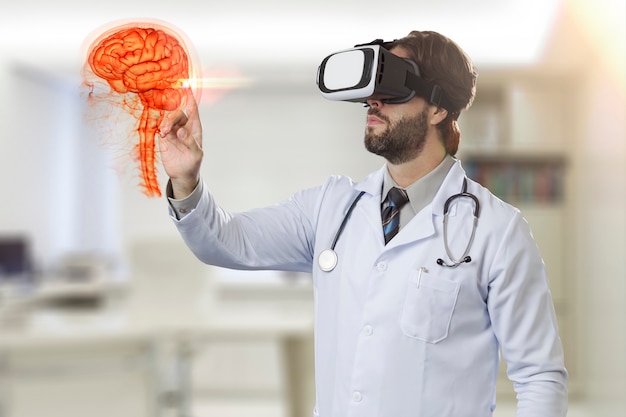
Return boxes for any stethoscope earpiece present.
[436,255,472,268]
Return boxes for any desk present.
[0,285,315,417]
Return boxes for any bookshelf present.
[463,153,567,206]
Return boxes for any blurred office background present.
[0,0,624,416]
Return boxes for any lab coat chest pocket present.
[400,270,460,343]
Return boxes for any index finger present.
[180,85,199,121]
[160,109,187,137]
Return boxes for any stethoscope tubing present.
[438,178,480,268]
[317,191,366,272]
[318,178,480,272]
[330,191,366,250]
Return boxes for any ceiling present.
[0,0,622,85]
[1,1,561,66]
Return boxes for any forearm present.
[170,176,200,200]
[169,178,317,272]
[167,179,203,220]
[515,377,568,417]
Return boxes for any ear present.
[429,105,448,126]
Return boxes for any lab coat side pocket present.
[400,270,460,343]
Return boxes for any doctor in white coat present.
[159,31,568,417]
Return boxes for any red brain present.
[86,24,193,197]
[89,27,189,111]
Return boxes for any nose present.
[366,97,383,108]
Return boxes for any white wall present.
[564,1,626,410]
[0,60,384,273]
[0,63,120,272]
[574,70,626,408]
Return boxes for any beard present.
[364,107,428,165]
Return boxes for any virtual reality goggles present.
[317,39,454,111]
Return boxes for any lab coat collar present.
[432,159,467,217]
[354,158,466,216]
[354,165,386,199]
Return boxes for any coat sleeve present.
[487,210,568,416]
[169,178,323,273]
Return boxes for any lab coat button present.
[377,261,387,271]
[352,391,363,402]
[363,325,373,336]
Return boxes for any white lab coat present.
[170,160,568,417]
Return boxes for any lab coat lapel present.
[388,207,435,248]
[385,160,467,249]
[432,160,467,217]
[353,161,468,248]
[354,166,388,240]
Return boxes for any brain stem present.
[86,24,191,198]
[137,105,164,197]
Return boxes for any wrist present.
[169,176,199,199]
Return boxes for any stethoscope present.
[318,191,366,272]
[436,178,480,267]
[317,178,480,272]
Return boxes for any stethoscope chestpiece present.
[318,248,338,272]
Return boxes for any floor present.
[493,401,619,417]
[190,400,608,417]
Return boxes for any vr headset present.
[317,39,454,111]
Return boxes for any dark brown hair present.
[391,31,477,156]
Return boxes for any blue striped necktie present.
[382,187,409,244]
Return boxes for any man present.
[159,31,568,417]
